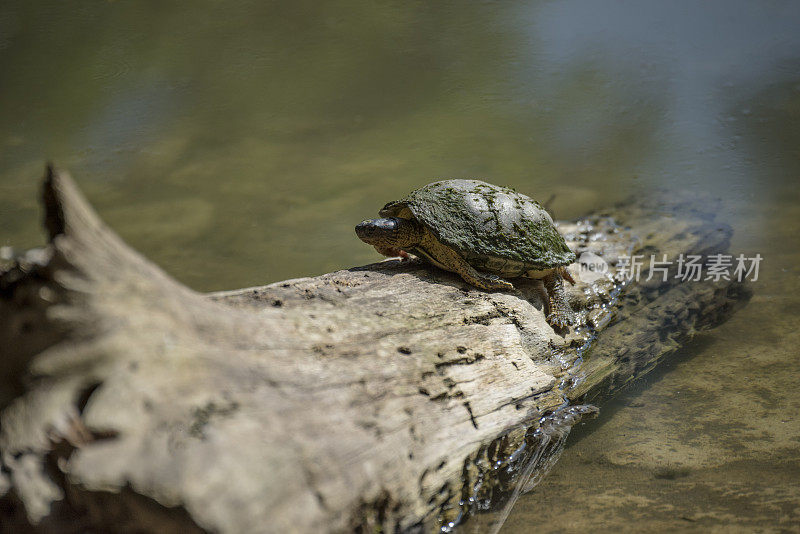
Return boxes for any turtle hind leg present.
[559,265,576,285]
[534,279,551,315]
[544,270,575,328]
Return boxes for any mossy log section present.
[0,168,749,533]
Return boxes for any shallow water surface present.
[1,0,799,531]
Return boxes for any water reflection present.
[1,0,667,290]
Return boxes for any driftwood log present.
[0,168,749,533]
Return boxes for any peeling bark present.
[0,167,749,533]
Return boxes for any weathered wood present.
[0,167,749,533]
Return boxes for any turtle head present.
[355,217,424,250]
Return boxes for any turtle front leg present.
[543,270,575,328]
[373,245,411,260]
[463,267,514,292]
[431,243,513,291]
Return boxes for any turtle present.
[355,179,577,328]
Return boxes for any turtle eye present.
[373,218,399,232]
[355,218,400,243]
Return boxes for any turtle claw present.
[484,274,514,291]
[546,311,574,329]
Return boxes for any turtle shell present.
[379,179,575,274]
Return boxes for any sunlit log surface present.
[0,167,749,533]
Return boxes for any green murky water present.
[1,1,798,531]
